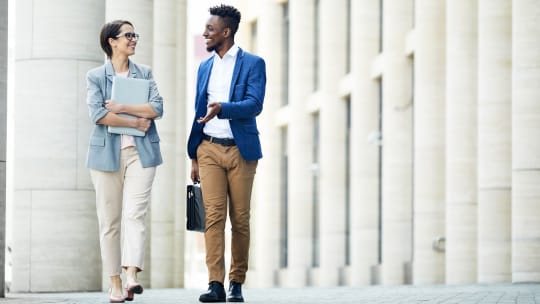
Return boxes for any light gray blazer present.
[85,60,163,172]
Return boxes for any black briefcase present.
[186,182,206,232]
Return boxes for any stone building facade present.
[242,0,540,287]
[3,0,540,292]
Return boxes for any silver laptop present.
[108,76,150,137]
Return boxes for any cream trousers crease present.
[90,147,156,276]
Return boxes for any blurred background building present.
[1,0,540,293]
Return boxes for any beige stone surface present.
[317,0,348,287]
[348,0,381,286]
[412,0,446,284]
[251,0,284,288]
[284,0,315,288]
[12,0,105,293]
[477,0,512,284]
[445,0,478,284]
[149,0,187,288]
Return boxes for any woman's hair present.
[99,20,133,58]
[209,4,241,35]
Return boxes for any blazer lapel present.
[105,61,115,82]
[229,48,244,101]
[104,61,115,99]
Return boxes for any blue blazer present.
[85,60,163,172]
[187,48,267,161]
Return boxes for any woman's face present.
[111,23,137,57]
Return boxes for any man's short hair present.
[209,4,241,35]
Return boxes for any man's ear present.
[223,27,231,38]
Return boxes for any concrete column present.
[512,0,540,283]
[252,0,283,288]
[380,0,414,285]
[349,0,381,286]
[106,0,154,66]
[12,0,104,292]
[283,0,315,288]
[412,0,446,284]
[0,0,7,297]
[477,0,512,283]
[173,0,187,288]
[105,0,154,288]
[445,0,478,284]
[317,0,347,287]
[150,0,186,288]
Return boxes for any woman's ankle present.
[110,275,123,295]
[125,266,139,284]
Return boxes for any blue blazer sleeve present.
[145,68,164,118]
[86,69,109,124]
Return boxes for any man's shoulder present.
[239,49,264,63]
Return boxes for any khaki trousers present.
[90,147,156,276]
[197,140,257,284]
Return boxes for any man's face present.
[203,15,227,52]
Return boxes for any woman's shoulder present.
[86,64,106,79]
[130,61,153,77]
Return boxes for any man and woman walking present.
[85,4,266,303]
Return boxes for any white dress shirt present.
[202,44,238,139]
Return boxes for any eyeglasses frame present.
[115,32,140,41]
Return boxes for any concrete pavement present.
[2,284,540,303]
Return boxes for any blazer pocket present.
[89,136,105,147]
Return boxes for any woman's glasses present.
[116,32,140,41]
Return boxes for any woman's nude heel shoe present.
[124,283,143,301]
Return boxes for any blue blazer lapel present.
[229,48,244,101]
[105,61,115,82]
[104,61,115,99]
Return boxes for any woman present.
[85,20,163,303]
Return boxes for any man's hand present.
[191,159,200,182]
[104,99,123,114]
[197,102,222,123]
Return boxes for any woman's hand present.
[134,118,151,132]
[104,100,123,114]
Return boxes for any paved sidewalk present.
[1,284,540,303]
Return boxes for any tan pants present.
[90,147,156,276]
[197,140,257,284]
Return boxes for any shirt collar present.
[213,44,239,59]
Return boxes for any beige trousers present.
[197,140,258,284]
[90,147,156,276]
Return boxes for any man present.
[187,4,266,303]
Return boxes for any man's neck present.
[216,41,234,58]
